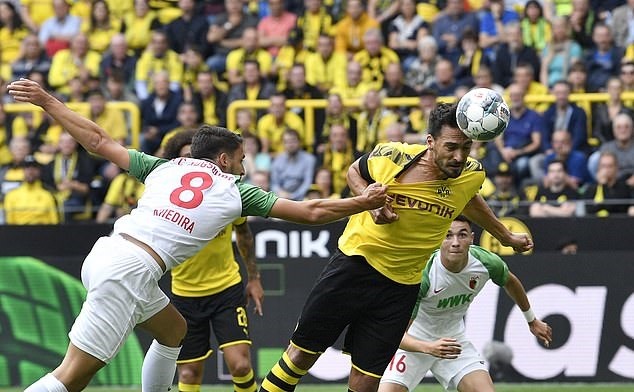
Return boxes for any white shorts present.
[68,235,169,363]
[380,340,488,391]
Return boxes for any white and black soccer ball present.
[456,88,510,141]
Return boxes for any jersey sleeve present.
[127,149,167,182]
[236,181,279,217]
[410,251,436,319]
[470,245,509,286]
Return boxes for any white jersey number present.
[169,171,214,209]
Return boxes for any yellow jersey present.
[171,217,247,297]
[338,143,485,284]
[4,181,59,225]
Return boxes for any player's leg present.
[378,350,435,392]
[259,251,364,392]
[212,284,257,392]
[377,382,408,392]
[434,341,491,392]
[137,303,188,392]
[345,261,420,392]
[25,344,106,392]
[177,361,206,392]
[456,370,494,392]
[223,343,257,392]
[172,294,213,392]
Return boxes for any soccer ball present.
[456,88,510,141]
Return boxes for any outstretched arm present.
[8,79,130,170]
[504,272,552,347]
[234,220,263,316]
[400,332,462,359]
[268,182,388,224]
[462,194,533,253]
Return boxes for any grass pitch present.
[2,384,634,392]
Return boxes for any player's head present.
[191,125,245,176]
[441,216,474,265]
[426,103,472,179]
[163,129,196,159]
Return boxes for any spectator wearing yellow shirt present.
[20,0,54,33]
[355,89,399,153]
[334,0,379,57]
[225,27,273,85]
[190,70,227,127]
[4,155,59,225]
[0,103,28,166]
[48,33,101,96]
[95,170,144,223]
[134,29,184,100]
[123,0,161,55]
[226,59,277,120]
[296,0,333,52]
[81,0,122,54]
[316,123,362,196]
[329,60,373,102]
[510,62,549,112]
[105,0,133,22]
[305,34,348,95]
[257,93,306,155]
[404,88,438,144]
[317,93,358,153]
[0,2,30,66]
[87,89,128,145]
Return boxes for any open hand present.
[7,78,53,107]
[529,318,553,348]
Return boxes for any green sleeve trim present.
[470,245,509,286]
[127,150,167,183]
[236,181,278,217]
[411,251,437,319]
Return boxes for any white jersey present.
[113,150,278,270]
[407,245,509,340]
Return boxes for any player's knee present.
[228,357,252,377]
[178,364,201,384]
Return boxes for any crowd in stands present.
[1,0,634,225]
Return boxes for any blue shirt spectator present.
[270,129,316,201]
[432,0,479,59]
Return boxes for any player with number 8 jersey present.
[7,78,388,392]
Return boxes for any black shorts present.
[291,249,420,377]
[172,282,250,362]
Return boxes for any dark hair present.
[163,129,196,159]
[454,215,472,228]
[427,102,459,137]
[547,158,567,172]
[190,125,242,161]
[0,1,23,32]
[523,0,544,18]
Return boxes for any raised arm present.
[7,79,130,170]
[462,194,533,253]
[268,182,387,224]
[503,272,552,347]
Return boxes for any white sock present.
[24,373,69,392]
[141,340,181,392]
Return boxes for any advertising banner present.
[0,219,632,386]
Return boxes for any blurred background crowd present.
[1,0,634,225]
